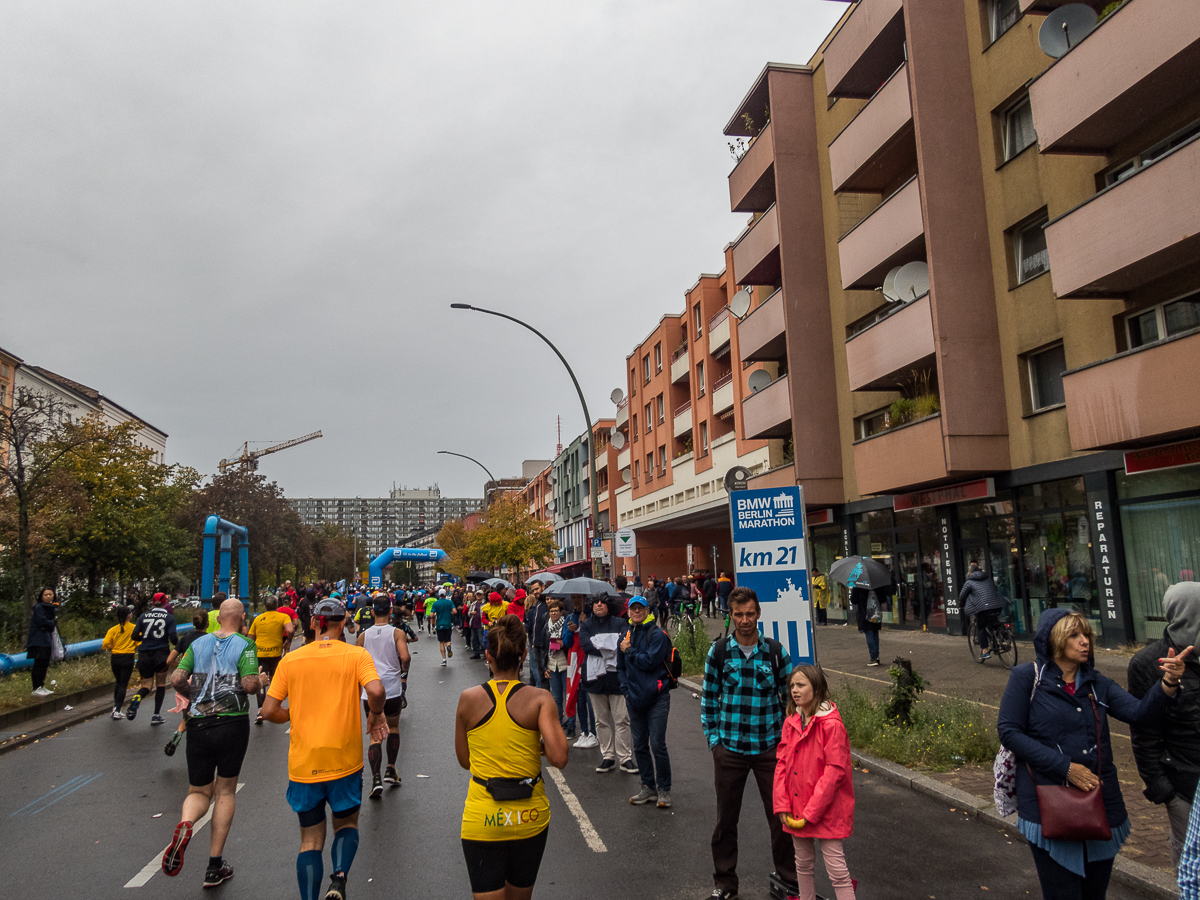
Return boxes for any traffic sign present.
[615,528,636,558]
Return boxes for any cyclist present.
[959,562,1005,661]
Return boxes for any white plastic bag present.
[50,629,65,662]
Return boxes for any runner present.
[163,613,210,757]
[413,590,426,633]
[297,588,317,646]
[161,598,263,888]
[424,591,437,635]
[433,588,455,666]
[102,606,139,719]
[262,597,386,900]
[248,596,294,725]
[356,594,411,796]
[128,592,178,725]
[455,615,567,899]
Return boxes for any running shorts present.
[287,770,363,826]
[436,628,453,643]
[363,697,403,718]
[461,827,549,894]
[258,655,281,678]
[137,649,170,678]
[185,717,251,786]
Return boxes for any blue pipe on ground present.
[0,624,197,677]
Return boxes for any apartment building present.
[614,251,782,578]
[719,0,1200,646]
[0,347,19,466]
[546,419,619,576]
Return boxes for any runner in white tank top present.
[356,597,411,795]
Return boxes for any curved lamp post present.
[450,303,601,578]
[436,450,498,490]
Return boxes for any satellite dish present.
[547,473,556,486]
[610,388,624,405]
[621,467,632,484]
[747,369,773,394]
[547,499,556,512]
[1039,4,1097,58]
[609,426,618,436]
[882,266,903,302]
[895,261,930,301]
[729,288,752,319]
[611,431,626,450]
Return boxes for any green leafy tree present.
[468,495,556,582]
[307,522,355,584]
[436,518,475,581]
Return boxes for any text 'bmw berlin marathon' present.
[729,485,814,665]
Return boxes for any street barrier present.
[0,624,197,676]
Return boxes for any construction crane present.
[218,431,323,473]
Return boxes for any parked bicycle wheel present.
[966,619,984,663]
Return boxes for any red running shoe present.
[161,820,193,876]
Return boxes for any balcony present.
[708,307,731,357]
[823,0,906,99]
[737,287,786,362]
[617,447,630,471]
[673,401,693,439]
[615,397,629,428]
[829,63,915,194]
[845,294,936,391]
[1062,330,1200,450]
[670,346,690,384]
[741,373,792,439]
[1044,135,1200,298]
[837,176,924,290]
[729,120,776,214]
[1028,0,1200,154]
[712,373,735,416]
[595,452,608,472]
[853,415,947,496]
[732,203,781,286]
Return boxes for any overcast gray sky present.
[2,1,846,500]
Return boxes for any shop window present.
[1002,96,1036,161]
[988,0,1020,42]
[1027,343,1067,412]
[1017,477,1087,512]
[654,342,662,373]
[699,422,709,457]
[1126,290,1200,350]
[1011,215,1049,285]
[1104,119,1200,187]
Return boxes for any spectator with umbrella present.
[829,557,893,668]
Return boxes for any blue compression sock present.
[297,850,323,900]
[331,826,359,876]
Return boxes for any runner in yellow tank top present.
[455,615,568,899]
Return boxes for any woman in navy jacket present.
[998,607,1188,898]
[25,587,59,696]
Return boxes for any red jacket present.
[772,703,855,839]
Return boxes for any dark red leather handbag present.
[1030,696,1112,841]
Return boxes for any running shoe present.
[151,714,166,726]
[575,733,599,749]
[111,708,124,720]
[440,660,446,667]
[705,890,736,900]
[202,860,234,888]
[595,759,617,773]
[619,759,639,774]
[383,766,401,786]
[325,872,347,900]
[370,773,383,798]
[165,731,183,757]
[255,714,264,725]
[867,659,880,667]
[400,695,408,710]
[32,686,54,697]
[447,646,453,658]
[657,790,672,809]
[979,652,992,661]
[161,820,193,876]
[629,785,656,805]
[125,697,141,720]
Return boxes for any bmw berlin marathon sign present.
[730,485,814,666]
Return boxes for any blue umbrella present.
[828,555,893,590]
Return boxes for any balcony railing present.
[709,307,731,330]
[822,0,906,99]
[837,176,924,290]
[712,371,734,391]
[674,400,692,418]
[732,203,781,286]
[828,62,914,194]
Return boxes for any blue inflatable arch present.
[368,547,449,588]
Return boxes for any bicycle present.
[966,614,1018,668]
[672,602,702,640]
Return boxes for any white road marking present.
[545,766,606,853]
[124,782,245,888]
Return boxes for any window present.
[659,445,668,474]
[1014,217,1049,284]
[694,305,702,337]
[696,361,705,396]
[700,422,709,457]
[989,0,1020,42]
[1105,119,1200,187]
[630,368,636,396]
[634,460,640,482]
[1003,96,1036,161]
[1126,291,1200,350]
[1027,343,1067,411]
[644,403,652,431]
[642,355,651,384]
[654,342,662,372]
[645,454,654,481]
[656,393,664,424]
[854,407,890,440]
[632,414,638,442]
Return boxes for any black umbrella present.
[525,572,565,585]
[542,577,619,599]
[466,571,493,583]
[828,556,893,590]
[482,577,515,592]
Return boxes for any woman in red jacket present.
[773,664,857,900]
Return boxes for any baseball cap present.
[313,597,347,618]
[628,595,649,607]
[152,592,168,605]
[373,597,392,613]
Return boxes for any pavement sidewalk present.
[692,614,1180,896]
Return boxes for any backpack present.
[712,634,789,707]
[660,629,683,689]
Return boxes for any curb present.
[681,676,1179,899]
[0,682,118,758]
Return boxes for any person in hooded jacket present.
[773,664,856,900]
[998,607,1188,899]
[1129,582,1200,867]
[27,587,60,696]
[618,595,672,808]
[959,563,1006,660]
[579,593,635,774]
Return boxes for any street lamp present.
[436,450,498,496]
[450,302,602,578]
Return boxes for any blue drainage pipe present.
[0,624,197,677]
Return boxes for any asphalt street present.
[0,632,1148,900]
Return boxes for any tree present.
[436,518,475,581]
[308,522,355,583]
[0,388,104,609]
[468,495,556,581]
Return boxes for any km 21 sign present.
[729,485,814,666]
